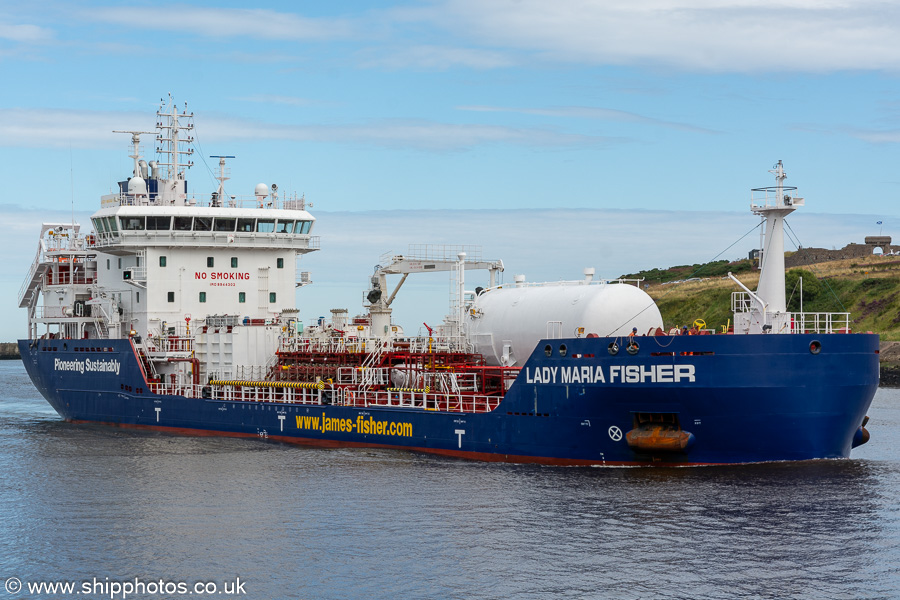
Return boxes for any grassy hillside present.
[622,255,900,339]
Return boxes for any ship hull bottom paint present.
[19,333,880,466]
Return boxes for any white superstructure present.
[19,99,319,386]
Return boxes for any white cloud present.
[232,95,319,107]
[423,0,900,72]
[0,108,609,151]
[848,129,900,144]
[458,105,719,134]
[357,44,515,70]
[0,109,150,148]
[0,21,53,43]
[272,119,604,150]
[89,6,355,41]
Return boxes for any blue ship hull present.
[18,333,879,465]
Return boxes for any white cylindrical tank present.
[465,282,663,366]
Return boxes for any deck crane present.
[365,246,504,341]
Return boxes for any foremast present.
[730,161,848,334]
[730,161,804,334]
[754,160,798,314]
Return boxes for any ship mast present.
[731,160,804,333]
[755,160,796,313]
[154,96,194,205]
[210,155,234,207]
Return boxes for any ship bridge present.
[90,205,319,255]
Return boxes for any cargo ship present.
[17,100,878,465]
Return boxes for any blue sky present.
[3,1,900,340]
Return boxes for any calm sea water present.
[1,360,899,600]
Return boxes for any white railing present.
[234,365,271,380]
[280,334,472,355]
[30,305,97,319]
[337,367,390,386]
[490,277,644,290]
[18,244,43,306]
[407,334,467,353]
[731,291,852,334]
[101,191,309,210]
[348,390,502,413]
[149,383,204,398]
[151,379,502,414]
[426,371,478,394]
[731,291,754,313]
[281,337,378,354]
[146,335,193,354]
[750,186,803,210]
[206,385,324,405]
[92,230,320,250]
[788,312,852,334]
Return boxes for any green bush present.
[785,269,822,311]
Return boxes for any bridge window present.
[297,220,312,234]
[193,217,212,231]
[174,217,192,231]
[257,219,275,233]
[275,220,294,234]
[214,218,236,232]
[120,216,145,231]
[237,218,255,232]
[146,216,171,230]
[104,217,118,232]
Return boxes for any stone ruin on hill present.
[785,236,900,268]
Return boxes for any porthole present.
[559,344,567,357]
[608,343,619,356]
[627,342,640,355]
[544,344,552,357]
[810,340,822,355]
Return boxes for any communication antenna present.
[113,130,155,178]
[209,155,235,206]
[70,142,74,228]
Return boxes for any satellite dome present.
[127,176,147,195]
[254,183,269,198]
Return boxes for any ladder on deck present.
[358,339,391,390]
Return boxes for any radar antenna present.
[112,130,154,177]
